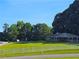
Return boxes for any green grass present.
[0,43,79,57]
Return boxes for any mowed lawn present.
[0,42,79,57]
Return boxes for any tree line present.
[0,21,53,42]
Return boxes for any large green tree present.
[16,21,32,41]
[8,24,18,41]
[32,23,51,41]
[19,22,32,41]
[16,21,24,40]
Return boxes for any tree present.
[18,22,32,41]
[24,23,32,32]
[41,24,51,36]
[17,21,24,30]
[23,23,32,41]
[31,23,51,41]
[3,23,9,41]
[8,24,18,41]
[3,23,9,33]
[16,21,32,41]
[17,21,24,40]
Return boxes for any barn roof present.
[52,33,79,38]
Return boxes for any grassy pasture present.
[0,43,79,57]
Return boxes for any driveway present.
[0,42,8,46]
[1,54,79,59]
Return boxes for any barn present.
[47,33,79,43]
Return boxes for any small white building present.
[17,39,20,42]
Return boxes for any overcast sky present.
[0,0,74,32]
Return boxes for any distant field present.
[0,42,79,57]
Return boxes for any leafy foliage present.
[1,21,52,42]
[31,23,51,41]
